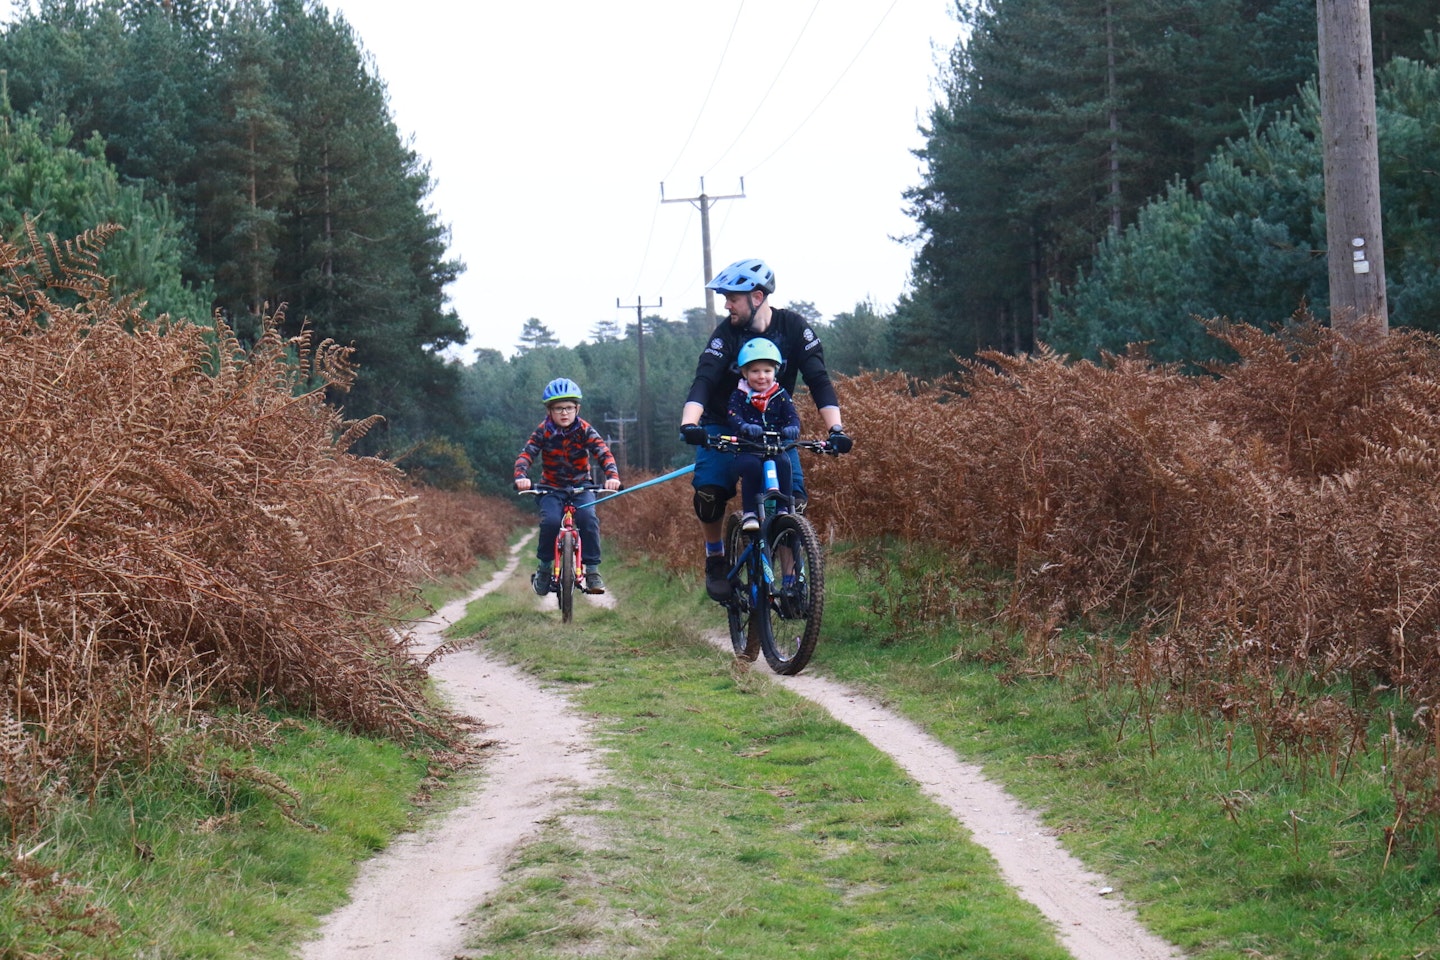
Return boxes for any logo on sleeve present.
[710,337,725,351]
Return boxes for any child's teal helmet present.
[542,377,582,404]
[736,338,783,369]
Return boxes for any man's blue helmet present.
[736,338,783,369]
[705,258,775,294]
[542,377,582,404]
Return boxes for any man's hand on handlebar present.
[827,426,854,454]
[603,477,621,491]
[680,423,708,446]
[514,476,532,492]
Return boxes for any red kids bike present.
[519,482,604,623]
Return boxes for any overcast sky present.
[327,0,962,360]
[0,0,964,360]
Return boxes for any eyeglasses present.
[549,405,578,415]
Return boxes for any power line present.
[743,0,902,178]
[704,0,822,178]
[661,0,747,185]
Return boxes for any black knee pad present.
[693,486,730,523]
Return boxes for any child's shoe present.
[741,511,759,534]
[584,568,606,594]
[532,566,552,595]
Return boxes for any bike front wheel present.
[558,530,577,623]
[758,513,824,675]
[723,512,761,661]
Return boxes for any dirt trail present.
[299,540,607,960]
[299,542,1184,960]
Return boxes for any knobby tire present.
[759,513,823,675]
[723,512,761,661]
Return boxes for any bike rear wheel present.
[723,512,761,661]
[558,530,576,623]
[758,513,824,675]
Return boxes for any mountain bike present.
[518,482,604,623]
[705,433,839,675]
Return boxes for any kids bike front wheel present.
[723,511,761,661]
[759,513,824,675]
[558,529,577,623]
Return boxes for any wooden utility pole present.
[661,178,745,323]
[1317,0,1387,337]
[617,296,662,471]
[602,414,637,471]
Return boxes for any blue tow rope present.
[589,463,694,507]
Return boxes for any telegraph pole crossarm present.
[661,176,745,323]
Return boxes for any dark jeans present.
[537,489,600,567]
[733,453,793,517]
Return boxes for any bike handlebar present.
[516,481,613,497]
[702,433,843,457]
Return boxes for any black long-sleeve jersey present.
[683,307,840,426]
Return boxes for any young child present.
[725,338,801,533]
[514,377,621,594]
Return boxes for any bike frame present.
[519,482,603,623]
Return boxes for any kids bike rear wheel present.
[558,530,576,623]
[723,512,761,661]
[758,513,824,675]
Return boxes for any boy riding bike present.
[514,378,621,594]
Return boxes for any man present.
[679,257,853,601]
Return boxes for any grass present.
[440,546,1440,960]
[812,551,1440,960]
[0,715,436,959]
[447,564,1074,959]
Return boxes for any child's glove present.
[739,423,764,440]
[827,426,853,453]
[781,425,801,441]
[680,424,708,446]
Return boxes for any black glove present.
[681,424,708,446]
[739,422,764,440]
[827,425,853,454]
[781,425,800,441]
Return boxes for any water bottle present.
[764,460,780,493]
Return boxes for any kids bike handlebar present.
[515,481,614,497]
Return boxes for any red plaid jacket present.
[514,416,619,487]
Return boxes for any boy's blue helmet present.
[542,377,582,404]
[706,258,775,294]
[736,338,783,369]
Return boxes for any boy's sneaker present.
[584,570,606,594]
[740,512,759,534]
[532,567,551,595]
[704,554,732,601]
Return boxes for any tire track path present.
[301,548,1184,959]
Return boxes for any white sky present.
[329,0,961,360]
[1,0,963,360]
